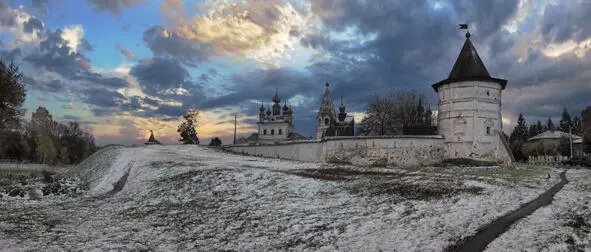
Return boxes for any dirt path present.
[446,171,568,252]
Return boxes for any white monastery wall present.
[225,136,445,167]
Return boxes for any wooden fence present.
[526,155,569,165]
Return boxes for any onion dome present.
[266,107,271,116]
[259,101,265,112]
[283,102,289,112]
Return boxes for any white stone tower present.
[432,30,513,164]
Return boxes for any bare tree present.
[357,96,396,136]
[391,90,427,128]
[358,90,431,136]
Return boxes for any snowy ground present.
[0,145,575,251]
[486,168,591,251]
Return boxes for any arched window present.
[324,118,329,125]
[263,129,267,135]
[271,129,275,135]
[278,129,282,135]
[484,119,494,136]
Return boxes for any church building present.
[238,89,308,144]
[316,82,355,139]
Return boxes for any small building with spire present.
[316,82,355,139]
[145,130,161,145]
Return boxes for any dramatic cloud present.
[116,43,136,59]
[25,28,127,89]
[130,57,191,96]
[84,0,146,16]
[0,4,46,47]
[160,0,311,67]
[0,47,21,61]
[142,25,210,65]
[25,77,68,93]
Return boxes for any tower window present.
[486,126,491,135]
[264,129,267,135]
[279,129,282,135]
[271,129,275,135]
[324,118,329,125]
[486,90,490,96]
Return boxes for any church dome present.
[259,102,265,112]
[283,103,289,112]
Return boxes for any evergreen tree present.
[559,108,572,132]
[582,107,591,153]
[536,120,544,134]
[510,113,528,143]
[209,137,222,146]
[178,109,200,144]
[572,115,582,135]
[546,118,555,131]
[0,60,26,130]
[528,124,538,139]
[509,113,528,161]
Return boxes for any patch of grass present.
[287,168,406,181]
[565,213,591,236]
[347,180,483,200]
[439,158,498,167]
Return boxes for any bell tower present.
[316,81,336,139]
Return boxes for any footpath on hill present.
[447,171,570,252]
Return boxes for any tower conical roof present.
[448,32,490,79]
[432,31,507,91]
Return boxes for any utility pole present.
[233,115,237,145]
[570,125,573,158]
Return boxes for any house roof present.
[527,130,582,141]
[432,32,507,91]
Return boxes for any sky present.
[0,0,590,146]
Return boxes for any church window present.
[486,126,491,135]
[279,129,282,135]
[324,118,329,125]
[271,129,275,135]
[486,90,490,96]
[264,129,267,135]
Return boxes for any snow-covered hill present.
[0,145,581,251]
